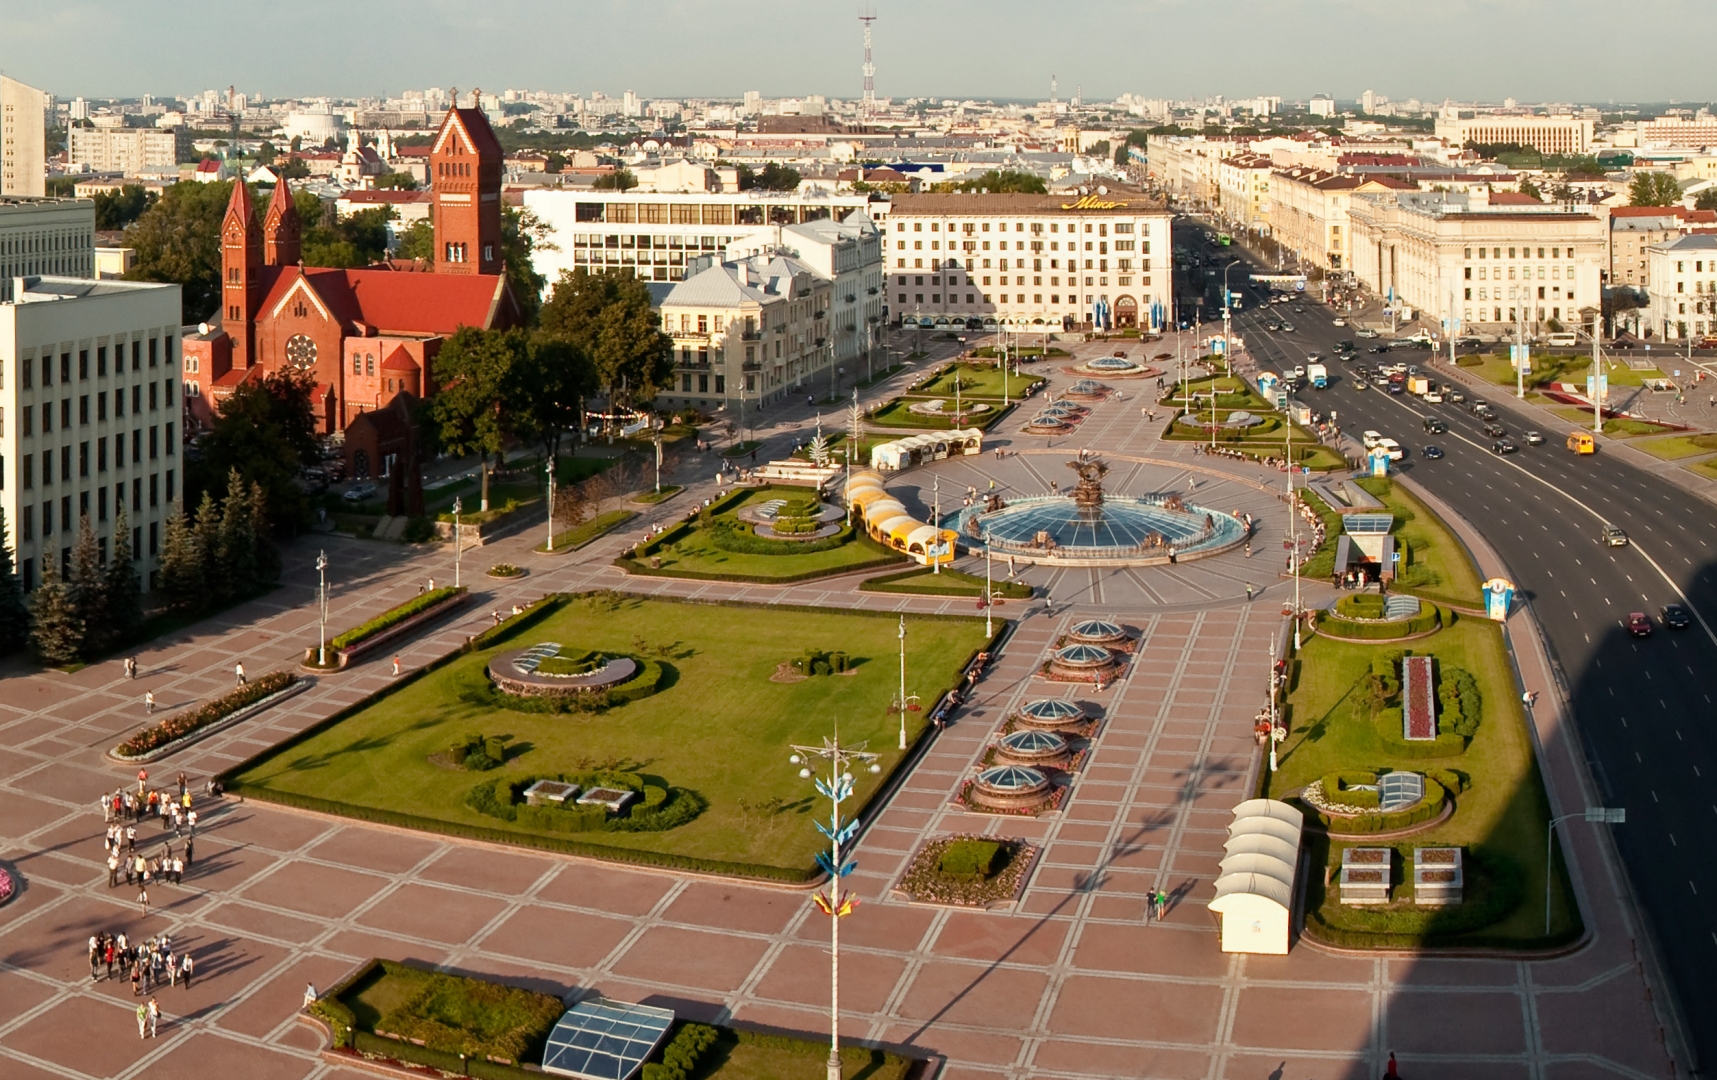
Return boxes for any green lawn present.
[231,596,990,876]
[1601,417,1677,438]
[1353,477,1485,608]
[634,485,684,504]
[1634,433,1717,460]
[1269,619,1577,947]
[623,488,906,583]
[1688,457,1717,480]
[689,1030,910,1080]
[1460,351,1641,389]
[909,362,1044,400]
[867,399,1010,431]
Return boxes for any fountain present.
[951,455,1247,567]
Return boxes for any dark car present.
[1482,423,1507,437]
[1626,611,1653,638]
[1525,430,1545,446]
[1661,603,1693,629]
[1387,380,1405,394]
[1423,418,1447,433]
[1368,345,1390,354]
[1602,525,1629,547]
[1423,445,1445,459]
[1491,439,1518,454]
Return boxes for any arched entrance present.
[1113,295,1138,329]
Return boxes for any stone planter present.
[432,502,541,548]
[302,591,475,672]
[108,679,310,764]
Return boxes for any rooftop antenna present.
[859,8,877,120]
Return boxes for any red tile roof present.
[437,108,503,159]
[258,265,513,336]
[338,189,433,205]
[1489,191,1545,205]
[381,345,420,371]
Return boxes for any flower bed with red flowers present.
[0,866,14,905]
[114,672,298,760]
[1403,656,1436,740]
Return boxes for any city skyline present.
[3,0,1715,105]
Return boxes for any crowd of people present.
[87,930,193,1000]
[100,772,205,912]
[1285,490,1328,572]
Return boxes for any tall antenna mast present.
[859,8,877,119]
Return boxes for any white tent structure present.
[869,429,984,471]
[1208,799,1303,955]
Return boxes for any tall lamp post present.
[1547,807,1624,933]
[896,614,909,749]
[931,477,941,575]
[315,550,329,667]
[545,455,557,552]
[789,733,882,1080]
[983,531,994,638]
[452,497,463,589]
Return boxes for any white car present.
[1356,327,1379,338]
[1361,430,1383,449]
[1423,390,1444,403]
[1375,437,1405,460]
[1290,365,1306,379]
[1332,317,1347,327]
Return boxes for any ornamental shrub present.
[643,1023,721,1080]
[938,839,1004,880]
[1437,665,1483,737]
[115,671,296,758]
[330,587,463,650]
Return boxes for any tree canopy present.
[190,368,320,531]
[1629,172,1683,207]
[94,185,157,231]
[1696,189,1717,212]
[738,163,801,191]
[124,179,239,322]
[593,168,638,191]
[952,169,1047,194]
[537,269,673,414]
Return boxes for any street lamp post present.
[1547,807,1624,933]
[545,455,557,552]
[897,614,909,749]
[452,497,463,589]
[984,531,993,638]
[315,550,329,667]
[789,734,882,1080]
[931,477,941,575]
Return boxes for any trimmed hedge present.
[115,671,297,758]
[860,567,1034,599]
[1375,707,1469,758]
[1305,849,1562,949]
[1318,604,1441,640]
[618,532,909,585]
[711,520,854,555]
[642,1022,721,1080]
[1317,775,1448,834]
[466,773,707,835]
[1437,664,1483,738]
[1318,771,1381,809]
[939,838,1005,879]
[331,586,466,650]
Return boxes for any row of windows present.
[13,382,172,436]
[1467,306,1572,323]
[1674,280,1717,294]
[16,339,170,389]
[898,238,1147,254]
[18,476,169,541]
[1464,265,1575,281]
[1465,286,1576,303]
[0,228,91,255]
[17,426,173,487]
[1465,246,1577,260]
[896,272,1148,290]
[680,372,726,394]
[569,234,732,250]
[899,220,1147,236]
[900,291,1131,308]
[898,257,1143,273]
[15,519,163,592]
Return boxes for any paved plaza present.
[0,339,1681,1080]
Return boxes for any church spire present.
[263,178,301,267]
[220,179,263,367]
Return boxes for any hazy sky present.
[3,0,1714,105]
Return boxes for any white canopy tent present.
[1207,799,1303,955]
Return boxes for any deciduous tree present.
[536,269,673,418]
[192,368,318,532]
[431,327,531,510]
[1629,171,1683,207]
[124,179,240,322]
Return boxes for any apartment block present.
[0,196,97,301]
[67,127,185,175]
[1646,234,1717,341]
[1,77,47,197]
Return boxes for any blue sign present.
[1482,578,1515,621]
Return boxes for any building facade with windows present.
[523,189,876,287]
[1605,205,1717,289]
[876,189,1173,331]
[1267,169,1416,271]
[722,213,884,370]
[0,276,183,593]
[1347,189,1605,333]
[1433,108,1593,156]
[1,76,47,197]
[656,251,832,412]
[66,127,186,175]
[1,196,97,300]
[1646,234,1717,341]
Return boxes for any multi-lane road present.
[1178,222,1717,1070]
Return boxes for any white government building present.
[1,196,97,300]
[1,276,184,593]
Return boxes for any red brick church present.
[183,101,520,480]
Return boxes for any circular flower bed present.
[487,563,525,578]
[0,866,14,905]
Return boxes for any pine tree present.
[248,480,281,586]
[105,505,145,648]
[192,491,224,604]
[158,511,206,615]
[0,507,28,654]
[217,468,258,600]
[29,557,85,666]
[68,516,108,657]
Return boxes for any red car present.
[1626,612,1653,638]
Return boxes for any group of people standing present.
[88,930,193,998]
[100,773,201,913]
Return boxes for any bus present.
[1216,233,1233,246]
[1566,431,1596,454]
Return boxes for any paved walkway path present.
[0,338,1678,1080]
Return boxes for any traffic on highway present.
[1177,218,1717,1066]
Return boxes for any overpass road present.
[1179,222,1717,1071]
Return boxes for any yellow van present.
[1566,431,1596,455]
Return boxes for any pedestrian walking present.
[1384,1051,1399,1079]
[234,661,246,687]
[123,657,135,680]
[1245,583,1254,601]
[137,885,149,916]
[184,837,194,866]
[392,655,401,676]
[180,953,193,989]
[147,997,160,1038]
[108,852,120,888]
[145,691,155,715]
[304,983,319,1009]
[136,1002,148,1040]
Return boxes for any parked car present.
[1423,445,1445,459]
[1601,525,1629,547]
[1626,611,1653,638]
[1661,603,1692,629]
[343,481,379,503]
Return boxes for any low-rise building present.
[1606,205,1717,289]
[1646,234,1717,341]
[1347,188,1605,333]
[0,196,97,301]
[878,188,1173,331]
[0,276,184,593]
[723,212,884,370]
[1267,168,1416,271]
[656,251,832,412]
